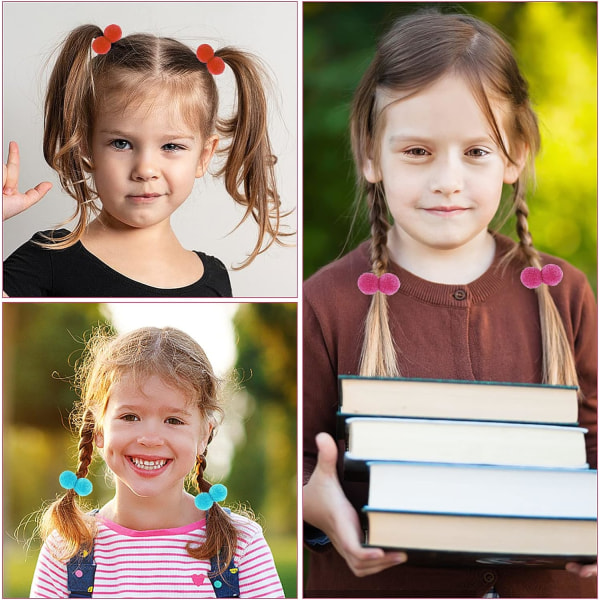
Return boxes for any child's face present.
[96,373,212,502]
[90,95,217,231]
[364,73,523,255]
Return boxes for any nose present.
[131,150,160,181]
[137,426,165,447]
[430,154,463,196]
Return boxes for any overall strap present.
[207,507,240,598]
[66,546,96,598]
[208,553,240,598]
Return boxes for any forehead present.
[378,73,508,140]
[107,373,196,410]
[94,88,203,137]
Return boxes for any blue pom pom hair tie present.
[195,483,227,511]
[59,470,93,497]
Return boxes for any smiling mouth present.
[129,457,169,470]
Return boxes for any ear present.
[363,157,382,184]
[503,143,528,185]
[95,430,104,449]
[197,423,214,455]
[196,135,219,178]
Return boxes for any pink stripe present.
[98,516,207,536]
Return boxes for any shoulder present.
[304,242,371,303]
[228,511,264,542]
[194,251,232,297]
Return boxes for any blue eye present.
[111,139,131,150]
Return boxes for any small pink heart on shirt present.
[191,573,205,586]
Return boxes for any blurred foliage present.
[3,303,298,599]
[304,2,597,291]
[228,303,297,532]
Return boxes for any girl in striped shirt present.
[30,326,284,598]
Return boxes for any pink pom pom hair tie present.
[520,264,563,289]
[92,24,122,55]
[357,272,401,296]
[196,44,225,75]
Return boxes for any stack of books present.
[338,375,597,567]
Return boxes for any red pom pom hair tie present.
[196,44,225,75]
[92,24,122,55]
[357,272,401,296]
[520,264,563,289]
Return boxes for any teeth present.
[131,458,167,470]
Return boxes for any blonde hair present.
[40,326,238,568]
[43,25,287,268]
[350,11,578,387]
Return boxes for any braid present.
[186,450,237,572]
[511,182,579,388]
[39,410,97,561]
[358,183,400,377]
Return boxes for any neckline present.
[71,235,209,292]
[366,233,516,306]
[97,514,207,537]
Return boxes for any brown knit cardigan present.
[303,234,597,598]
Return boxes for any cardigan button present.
[453,289,467,301]
[483,571,497,584]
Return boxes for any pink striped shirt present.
[30,513,284,598]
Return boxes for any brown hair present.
[40,326,238,567]
[350,11,578,387]
[43,25,287,268]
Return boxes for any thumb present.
[315,432,339,477]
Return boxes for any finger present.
[314,432,339,477]
[23,181,53,208]
[349,552,408,578]
[3,141,20,193]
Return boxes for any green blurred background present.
[3,302,297,598]
[304,2,597,291]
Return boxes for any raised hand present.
[303,432,407,577]
[3,141,52,221]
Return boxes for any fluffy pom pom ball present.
[59,470,78,489]
[209,483,228,502]
[103,24,122,43]
[379,273,401,295]
[541,264,563,286]
[357,273,379,295]
[91,36,112,55]
[196,44,215,62]
[74,478,93,497]
[520,267,543,289]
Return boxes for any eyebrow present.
[388,133,495,144]
[115,404,194,417]
[98,129,196,141]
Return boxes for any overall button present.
[453,289,467,301]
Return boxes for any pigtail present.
[186,451,238,572]
[358,182,400,377]
[510,183,579,388]
[42,25,103,249]
[40,409,97,561]
[213,47,288,268]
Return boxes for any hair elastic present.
[194,483,227,510]
[196,44,225,75]
[92,24,122,55]
[59,470,93,496]
[520,264,563,289]
[357,272,401,296]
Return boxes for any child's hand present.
[565,562,597,578]
[303,432,407,577]
[3,141,52,221]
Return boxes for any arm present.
[3,141,52,220]
[30,535,69,598]
[236,524,285,598]
[303,293,406,578]
[304,432,407,577]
